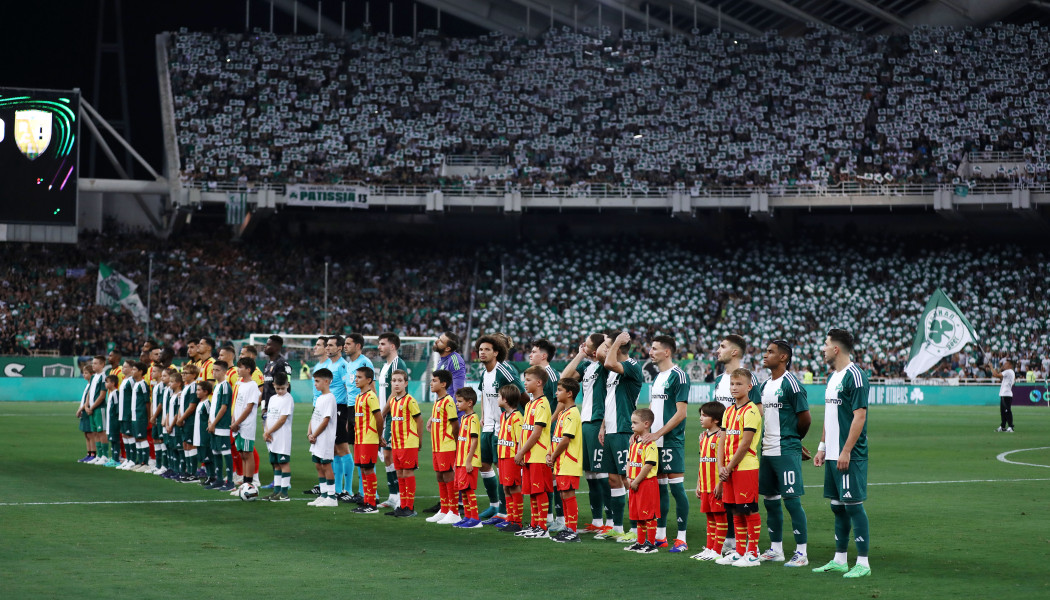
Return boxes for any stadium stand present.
[1,233,1045,379]
[168,23,1050,191]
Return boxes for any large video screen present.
[0,88,79,226]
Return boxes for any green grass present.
[1,402,1048,599]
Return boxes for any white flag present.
[904,289,979,379]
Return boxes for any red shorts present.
[521,462,553,495]
[498,457,522,487]
[354,443,379,467]
[393,447,419,470]
[700,490,725,513]
[723,468,759,504]
[454,466,478,491]
[432,450,455,472]
[629,477,660,521]
[555,475,580,491]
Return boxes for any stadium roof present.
[414,0,1033,37]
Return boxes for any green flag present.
[96,263,148,323]
[904,288,979,379]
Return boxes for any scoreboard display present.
[0,88,79,226]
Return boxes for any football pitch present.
[1,402,1047,600]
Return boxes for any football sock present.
[185,448,198,473]
[745,512,762,555]
[844,503,870,556]
[784,496,808,544]
[481,470,498,503]
[732,508,747,555]
[403,475,416,510]
[512,492,524,524]
[529,495,540,527]
[831,502,850,553]
[223,453,233,482]
[537,494,550,529]
[563,495,578,532]
[385,465,399,494]
[317,477,327,498]
[764,497,784,543]
[596,475,611,522]
[205,457,215,480]
[646,520,657,544]
[669,479,689,538]
[585,477,600,521]
[657,480,669,528]
[333,455,346,494]
[325,479,335,498]
[252,448,260,475]
[464,490,478,519]
[609,486,627,530]
[657,526,667,540]
[856,556,870,567]
[365,471,378,506]
[637,525,646,544]
[94,442,103,457]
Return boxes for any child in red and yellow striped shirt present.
[495,385,525,532]
[452,388,481,528]
[692,402,727,561]
[626,408,660,554]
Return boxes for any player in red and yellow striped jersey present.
[197,338,217,383]
[426,370,460,524]
[495,385,525,532]
[452,389,482,528]
[626,408,660,553]
[692,402,728,561]
[351,366,383,513]
[548,378,583,542]
[718,368,763,566]
[385,370,423,517]
[515,366,553,538]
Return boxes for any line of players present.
[74,337,293,497]
[74,327,870,577]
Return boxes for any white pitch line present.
[996,446,1050,469]
[3,479,1050,507]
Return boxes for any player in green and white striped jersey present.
[562,332,614,536]
[712,334,761,407]
[710,334,760,553]
[527,338,565,530]
[812,329,871,579]
[758,340,811,567]
[475,334,525,521]
[601,330,644,542]
[645,334,691,553]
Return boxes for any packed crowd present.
[167,23,1050,191]
[2,231,1046,379]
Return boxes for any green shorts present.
[823,459,867,503]
[270,452,290,465]
[582,421,603,472]
[602,432,632,475]
[90,410,105,433]
[759,453,805,498]
[235,435,254,452]
[198,430,212,453]
[151,422,163,439]
[78,415,92,433]
[311,454,332,465]
[480,431,497,465]
[211,434,231,454]
[657,445,685,475]
[179,424,195,444]
[133,418,149,439]
[120,420,134,436]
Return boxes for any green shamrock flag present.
[904,288,979,379]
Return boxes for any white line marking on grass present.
[996,447,1050,469]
